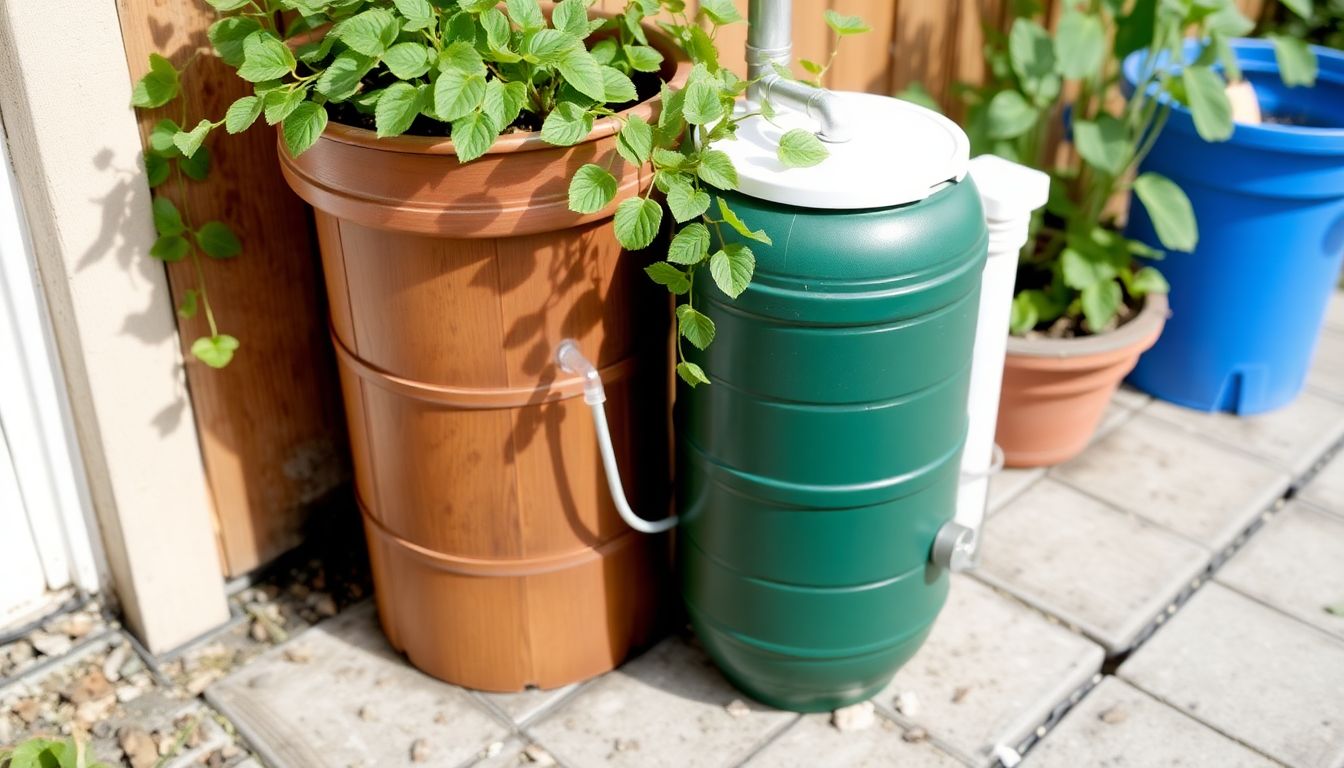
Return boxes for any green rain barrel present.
[677,93,987,712]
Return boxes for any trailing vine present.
[131,0,865,382]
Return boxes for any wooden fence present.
[597,0,1022,112]
[116,0,1268,576]
[119,0,347,578]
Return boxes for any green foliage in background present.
[1263,0,1344,51]
[958,0,1318,336]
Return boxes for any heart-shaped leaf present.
[614,197,663,250]
[696,149,738,190]
[667,223,710,265]
[282,101,328,156]
[776,128,829,168]
[130,53,180,108]
[191,334,240,369]
[667,180,710,223]
[616,115,653,165]
[645,261,690,294]
[567,164,618,214]
[709,242,755,298]
[540,102,594,146]
[195,221,242,259]
[451,111,500,163]
[376,82,425,137]
[675,360,710,386]
[1133,172,1197,252]
[238,31,296,82]
[676,304,716,350]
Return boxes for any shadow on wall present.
[117,6,352,577]
[71,145,195,437]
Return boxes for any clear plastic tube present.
[555,340,677,535]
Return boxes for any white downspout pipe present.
[944,155,1050,569]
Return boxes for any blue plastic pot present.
[1122,39,1344,414]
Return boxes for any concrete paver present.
[1120,583,1344,768]
[475,683,579,727]
[1325,292,1344,333]
[69,301,1344,767]
[1143,391,1344,477]
[987,467,1044,515]
[468,739,533,767]
[206,604,508,768]
[527,636,795,768]
[1023,677,1276,768]
[876,577,1104,767]
[1308,329,1344,403]
[976,479,1209,654]
[1298,448,1344,518]
[740,713,963,768]
[1111,385,1152,410]
[1217,503,1344,642]
[1095,401,1138,439]
[1051,413,1291,551]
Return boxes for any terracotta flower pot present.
[996,293,1168,468]
[278,27,691,691]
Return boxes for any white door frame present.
[0,419,50,625]
[0,129,103,607]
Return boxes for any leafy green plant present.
[958,0,1319,337]
[133,54,244,368]
[628,8,865,385]
[1262,0,1343,53]
[132,0,858,382]
[1,736,111,768]
[797,10,872,87]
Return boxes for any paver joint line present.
[725,712,802,768]
[12,356,1342,768]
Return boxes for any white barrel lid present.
[709,91,971,210]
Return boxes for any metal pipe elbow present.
[756,74,852,144]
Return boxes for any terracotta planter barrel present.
[279,34,691,690]
[996,293,1168,467]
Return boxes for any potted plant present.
[957,0,1312,466]
[129,0,835,691]
[1122,35,1340,414]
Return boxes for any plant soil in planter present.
[997,292,1168,467]
[1123,39,1344,414]
[278,28,691,691]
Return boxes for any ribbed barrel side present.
[678,180,988,712]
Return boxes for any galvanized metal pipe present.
[745,0,851,142]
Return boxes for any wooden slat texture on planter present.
[117,0,348,577]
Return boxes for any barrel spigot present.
[932,521,977,572]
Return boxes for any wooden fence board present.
[117,0,348,577]
[790,0,835,78]
[716,0,752,75]
[954,0,1006,116]
[890,0,963,108]
[827,0,898,94]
